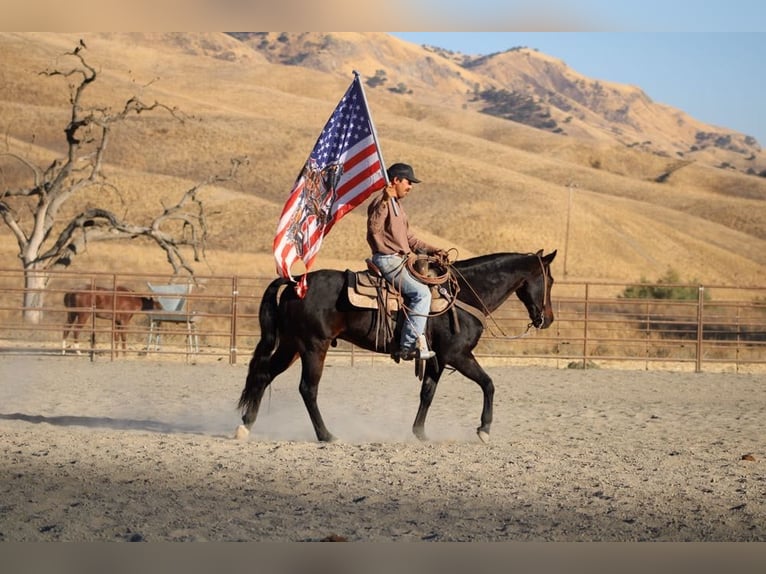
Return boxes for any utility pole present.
[563,181,577,277]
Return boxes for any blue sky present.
[388,31,766,146]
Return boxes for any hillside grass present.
[1,32,765,287]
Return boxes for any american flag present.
[273,74,386,297]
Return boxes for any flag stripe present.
[336,160,384,199]
[340,140,378,174]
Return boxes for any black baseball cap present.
[386,163,421,184]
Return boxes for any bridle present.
[529,251,551,329]
[497,251,550,336]
[445,251,551,339]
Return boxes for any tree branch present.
[39,156,248,274]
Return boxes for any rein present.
[404,251,460,317]
[447,264,533,340]
[390,250,550,340]
[449,251,551,340]
[406,253,451,285]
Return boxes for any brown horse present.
[62,286,161,355]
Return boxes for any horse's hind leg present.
[118,330,127,356]
[298,349,335,442]
[235,342,297,440]
[112,322,122,355]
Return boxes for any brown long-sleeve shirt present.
[366,192,437,256]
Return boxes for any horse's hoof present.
[477,430,490,444]
[412,427,427,441]
[234,425,250,440]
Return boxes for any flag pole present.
[354,70,389,185]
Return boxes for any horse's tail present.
[238,277,288,411]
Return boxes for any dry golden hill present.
[1,32,765,288]
[242,32,765,175]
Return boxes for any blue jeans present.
[371,253,431,350]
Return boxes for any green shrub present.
[366,69,388,88]
[620,269,710,301]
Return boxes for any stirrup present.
[417,335,435,360]
[393,346,432,361]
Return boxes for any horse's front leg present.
[298,347,335,442]
[451,353,494,443]
[63,314,75,355]
[412,362,444,441]
[115,322,127,356]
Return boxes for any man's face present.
[392,176,413,198]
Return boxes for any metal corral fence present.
[0,268,764,372]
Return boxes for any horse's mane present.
[452,252,532,273]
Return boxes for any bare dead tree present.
[0,44,245,323]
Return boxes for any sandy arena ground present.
[0,355,763,542]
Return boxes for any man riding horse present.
[366,163,449,361]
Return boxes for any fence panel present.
[0,269,763,371]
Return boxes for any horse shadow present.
[0,412,216,436]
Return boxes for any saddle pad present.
[346,270,449,313]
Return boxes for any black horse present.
[236,249,557,443]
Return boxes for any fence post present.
[230,276,239,365]
[109,275,117,361]
[644,299,650,371]
[582,283,590,368]
[695,285,705,373]
[89,277,96,362]
[736,304,741,373]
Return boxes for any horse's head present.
[516,250,556,329]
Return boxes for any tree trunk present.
[22,265,49,324]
